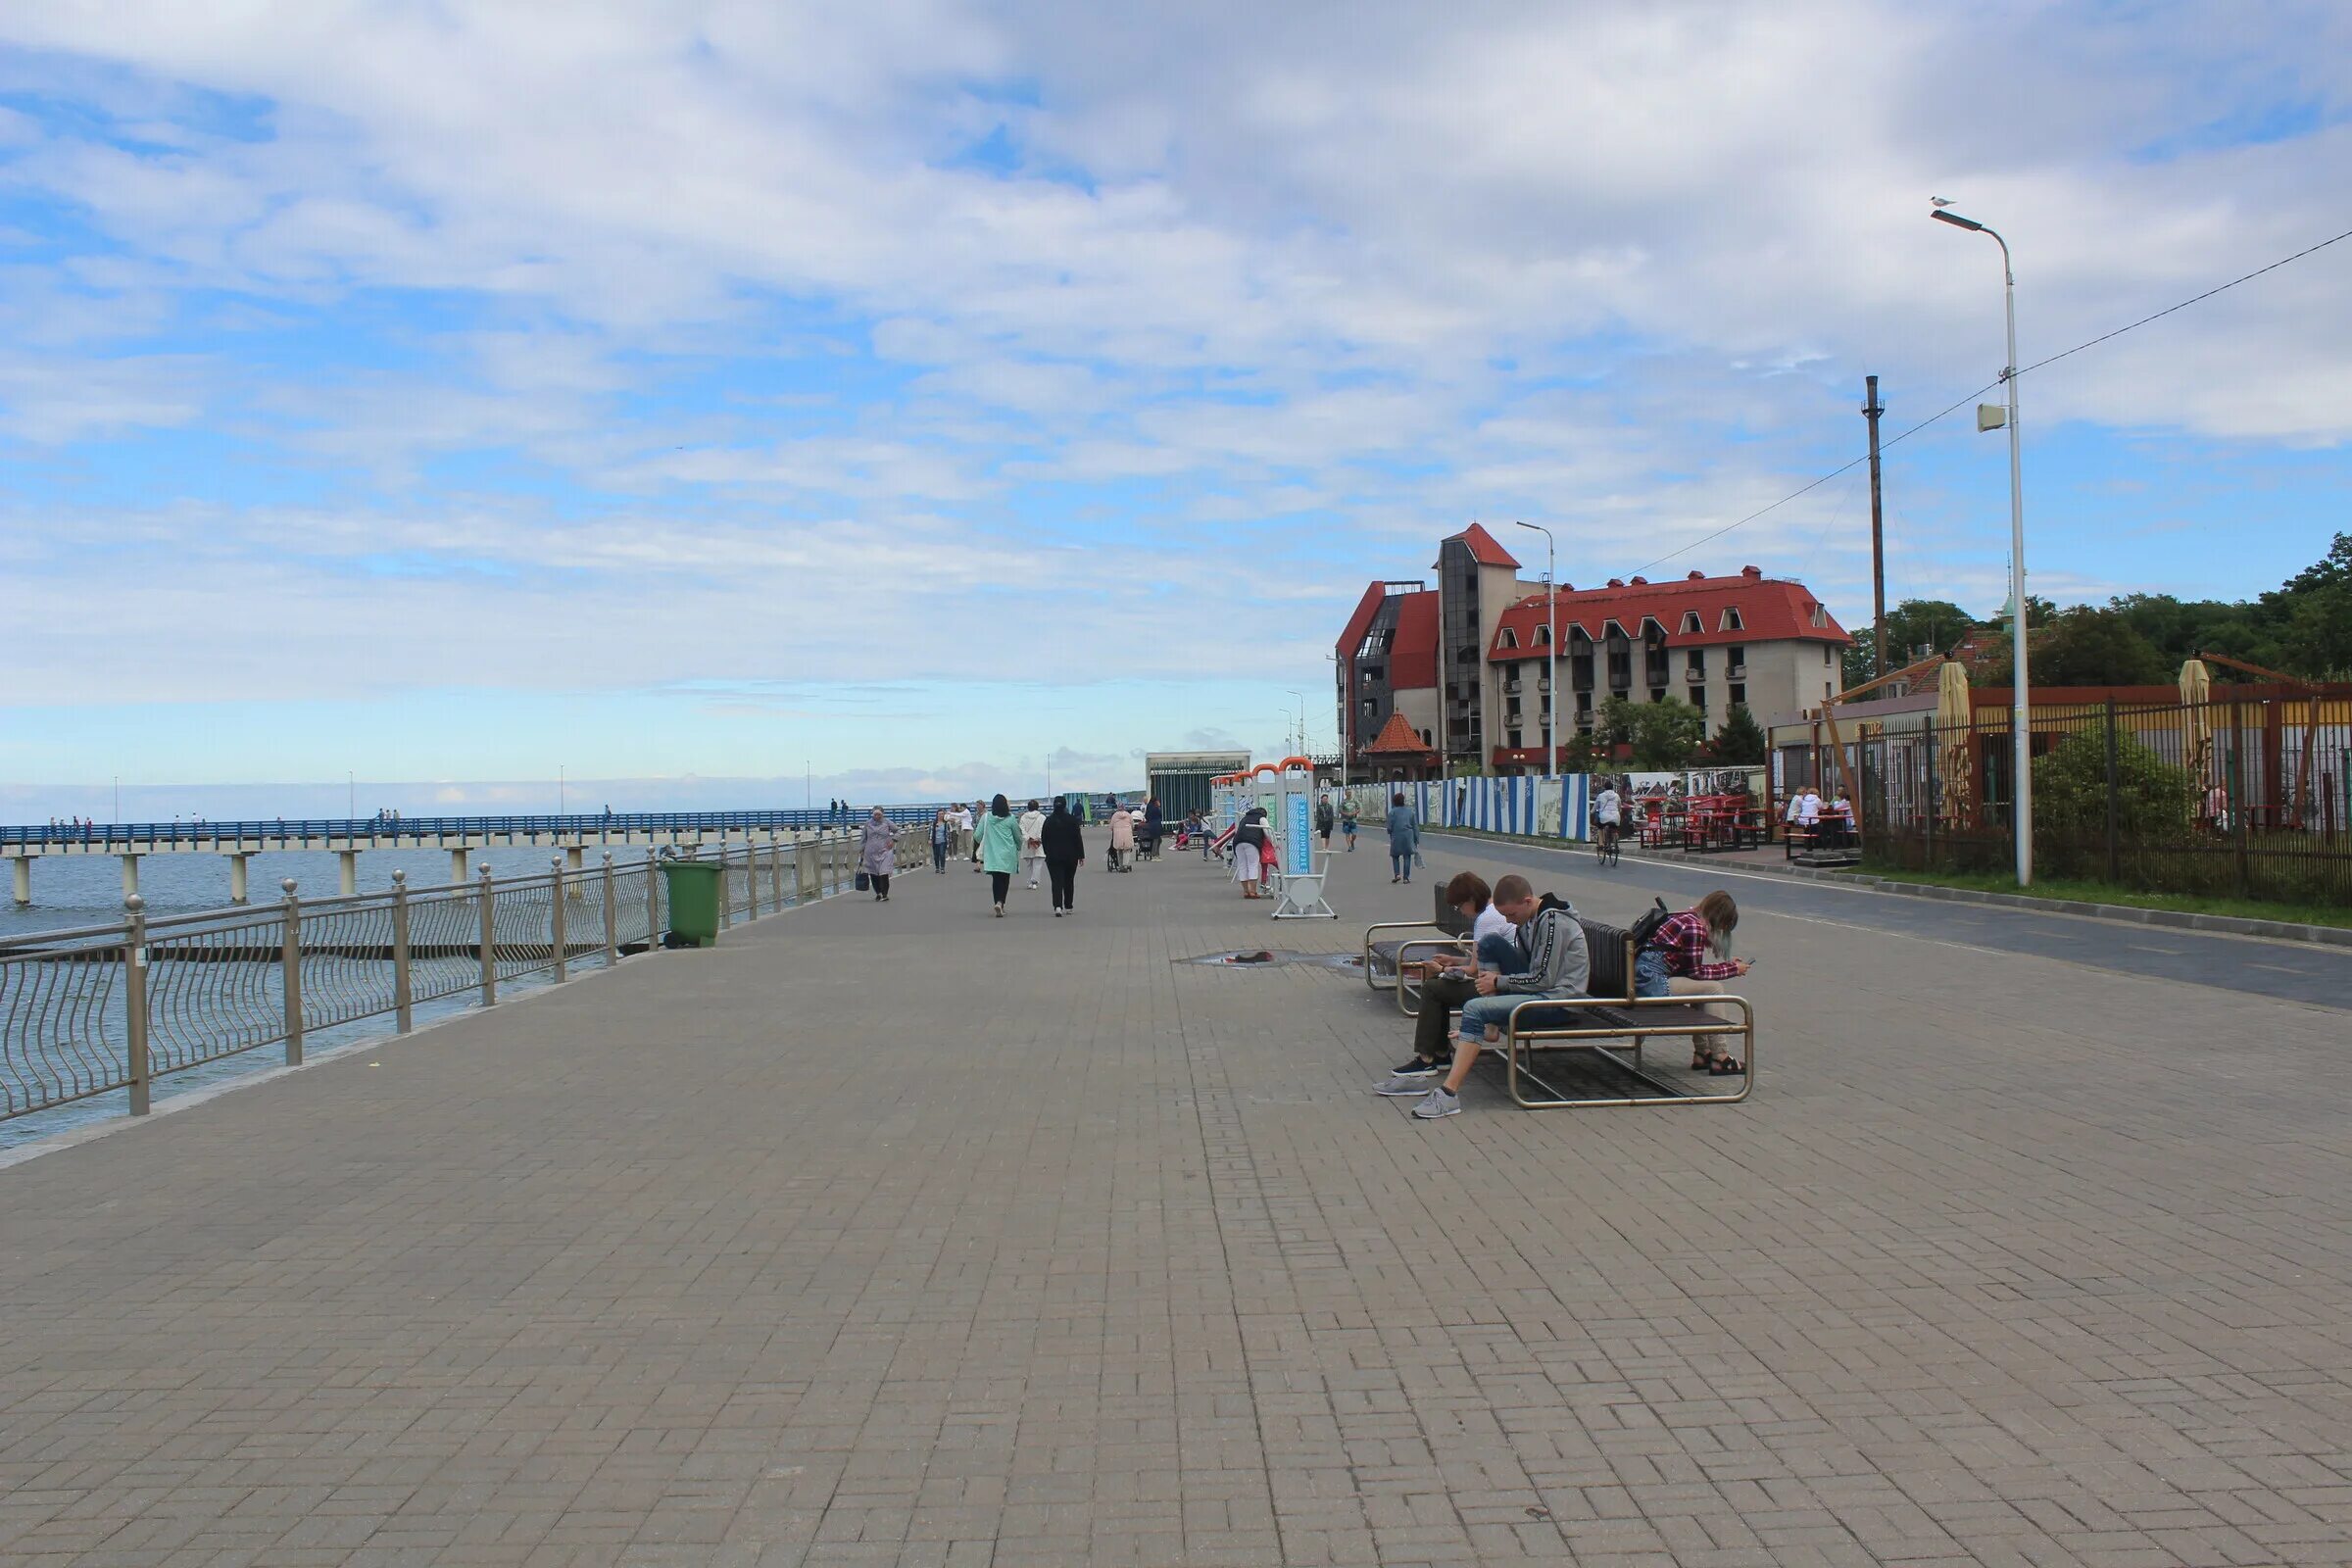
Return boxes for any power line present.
[1627,220,2352,574]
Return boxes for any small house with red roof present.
[1336,530,1849,775]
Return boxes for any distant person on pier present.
[977,794,1021,915]
[1315,794,1335,849]
[859,808,898,902]
[930,808,953,873]
[949,802,973,863]
[1232,807,1271,900]
[1341,797,1358,851]
[1141,798,1163,858]
[970,800,989,871]
[1018,800,1048,889]
[1041,798,1086,915]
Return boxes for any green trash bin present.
[662,859,724,948]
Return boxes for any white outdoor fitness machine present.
[1207,759,1334,919]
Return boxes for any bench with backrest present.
[1491,914,1754,1109]
[1361,885,1476,1010]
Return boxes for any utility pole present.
[1863,374,1887,679]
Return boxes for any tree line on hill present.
[1845,530,2351,691]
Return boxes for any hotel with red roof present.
[1335,525,1851,775]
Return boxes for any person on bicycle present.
[1592,782,1623,858]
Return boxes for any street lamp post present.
[1931,204,2033,886]
[1514,521,1558,775]
[1286,690,1307,760]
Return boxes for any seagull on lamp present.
[1930,196,1955,208]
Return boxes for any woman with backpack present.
[1635,889,1751,1074]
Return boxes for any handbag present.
[855,870,871,892]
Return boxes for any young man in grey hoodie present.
[1411,873,1589,1119]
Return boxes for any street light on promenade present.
[1514,521,1557,775]
[1286,690,1307,759]
[1931,202,2034,887]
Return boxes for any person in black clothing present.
[1041,799,1087,915]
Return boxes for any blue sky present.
[1,2,2348,817]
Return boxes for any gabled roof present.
[1335,582,1385,662]
[1487,566,1850,659]
[1388,590,1441,689]
[1362,710,1437,756]
[1436,521,1520,570]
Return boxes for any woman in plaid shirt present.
[1635,890,1751,1073]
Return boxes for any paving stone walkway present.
[2,836,2348,1567]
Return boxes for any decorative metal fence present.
[0,828,909,1129]
[1842,692,2352,905]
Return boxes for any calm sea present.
[1,843,662,939]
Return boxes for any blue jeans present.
[1457,991,1574,1042]
[1634,949,1671,999]
[1477,933,1526,975]
[1392,847,1413,879]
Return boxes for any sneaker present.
[1374,1074,1435,1097]
[1389,1057,1440,1078]
[1412,1088,1462,1119]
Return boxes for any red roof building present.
[1337,544,1850,775]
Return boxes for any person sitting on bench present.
[1637,890,1752,1075]
[1374,873,1524,1088]
[1377,873,1588,1118]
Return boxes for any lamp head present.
[1931,208,1984,232]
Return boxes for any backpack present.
[1628,897,1673,953]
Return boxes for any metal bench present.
[1496,916,1754,1109]
[1361,886,1475,1012]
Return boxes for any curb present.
[1427,830,2352,952]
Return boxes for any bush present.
[2031,728,2194,854]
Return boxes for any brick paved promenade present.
[3,835,2349,1566]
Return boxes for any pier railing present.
[3,806,948,851]
[0,828,909,1129]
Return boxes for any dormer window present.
[1720,608,1744,632]
[1497,627,1518,650]
[1680,612,1703,635]
[1534,625,1551,646]
[1810,603,1828,628]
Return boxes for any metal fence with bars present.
[1825,690,2352,904]
[0,827,918,1129]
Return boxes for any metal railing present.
[2,806,950,851]
[0,828,910,1128]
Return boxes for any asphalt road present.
[1428,830,2352,1012]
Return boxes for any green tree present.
[1843,597,1981,686]
[1975,606,2170,688]
[1598,696,1706,770]
[2032,728,2195,851]
[2265,531,2352,678]
[1703,704,1767,764]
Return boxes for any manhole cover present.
[1177,950,1363,970]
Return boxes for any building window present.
[1421,729,1434,746]
[1507,729,1522,748]
[1689,686,1706,712]
[1681,611,1702,634]
[1720,608,1743,632]
[1729,683,1745,707]
[1534,625,1551,645]
[1360,698,1377,717]
[1727,643,1747,674]
[1498,627,1518,650]
[1823,644,1833,665]
[1685,650,1704,678]
[1649,688,1666,704]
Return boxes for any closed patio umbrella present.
[1935,659,1973,825]
[2179,659,2213,790]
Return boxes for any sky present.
[2,1,2348,818]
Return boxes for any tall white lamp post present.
[1931,203,2032,886]
[1514,521,1558,775]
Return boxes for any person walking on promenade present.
[949,802,973,863]
[1341,797,1358,851]
[977,794,1021,916]
[1316,794,1336,850]
[970,800,989,872]
[1107,804,1135,872]
[1018,800,1048,888]
[1141,798,1163,858]
[930,808,952,873]
[1041,798,1086,915]
[858,808,898,902]
[1385,791,1419,884]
